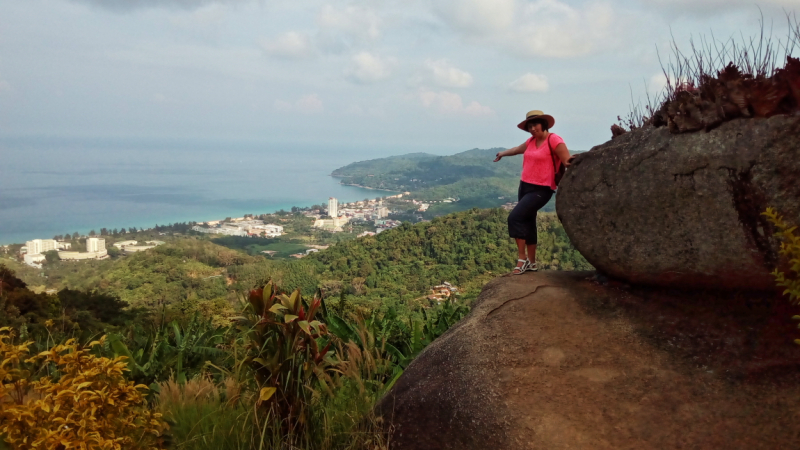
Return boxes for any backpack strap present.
[547,133,558,173]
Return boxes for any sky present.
[0,0,798,154]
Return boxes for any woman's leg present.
[514,238,527,270]
[508,187,553,268]
[526,243,537,263]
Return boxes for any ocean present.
[0,136,396,245]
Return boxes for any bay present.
[0,136,396,245]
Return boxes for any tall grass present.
[157,350,391,450]
[157,377,253,450]
[620,11,800,131]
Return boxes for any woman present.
[493,110,572,274]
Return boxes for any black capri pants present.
[508,181,554,245]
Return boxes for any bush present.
[0,328,169,449]
[762,207,800,344]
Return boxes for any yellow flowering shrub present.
[762,208,800,345]
[0,328,169,449]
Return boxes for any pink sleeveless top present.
[520,133,563,191]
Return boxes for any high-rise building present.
[328,197,338,218]
[86,237,106,253]
[25,239,57,255]
[375,206,389,218]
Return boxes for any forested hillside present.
[331,148,514,193]
[6,209,590,312]
[310,208,590,293]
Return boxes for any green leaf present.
[269,304,286,313]
[284,314,299,323]
[253,357,270,368]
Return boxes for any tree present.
[89,230,96,236]
[43,250,60,264]
[100,228,108,236]
[72,232,79,239]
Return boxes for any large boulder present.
[556,115,800,290]
[376,272,800,449]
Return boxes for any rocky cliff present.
[556,115,800,290]
[377,271,800,449]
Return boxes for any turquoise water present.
[0,136,395,245]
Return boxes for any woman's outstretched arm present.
[494,142,527,162]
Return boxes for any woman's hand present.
[566,155,576,167]
[495,142,526,162]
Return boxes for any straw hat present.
[517,110,555,131]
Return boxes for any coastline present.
[337,183,400,193]
[0,189,394,247]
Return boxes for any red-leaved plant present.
[234,281,337,442]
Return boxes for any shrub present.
[0,328,169,449]
[762,208,800,344]
[234,282,337,444]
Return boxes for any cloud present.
[68,0,255,12]
[419,89,494,116]
[152,93,179,104]
[648,73,668,94]
[314,4,382,53]
[426,59,473,88]
[637,0,799,17]
[274,94,323,114]
[345,52,395,84]
[260,32,315,59]
[344,104,386,117]
[258,5,382,59]
[509,73,549,92]
[169,4,227,28]
[511,1,616,58]
[433,0,515,36]
[434,0,620,58]
[317,5,381,41]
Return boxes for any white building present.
[23,253,46,268]
[57,237,108,261]
[244,223,284,237]
[25,239,57,255]
[328,197,338,218]
[191,225,248,236]
[113,240,138,249]
[313,216,350,230]
[86,238,106,253]
[122,241,164,253]
[59,250,108,261]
